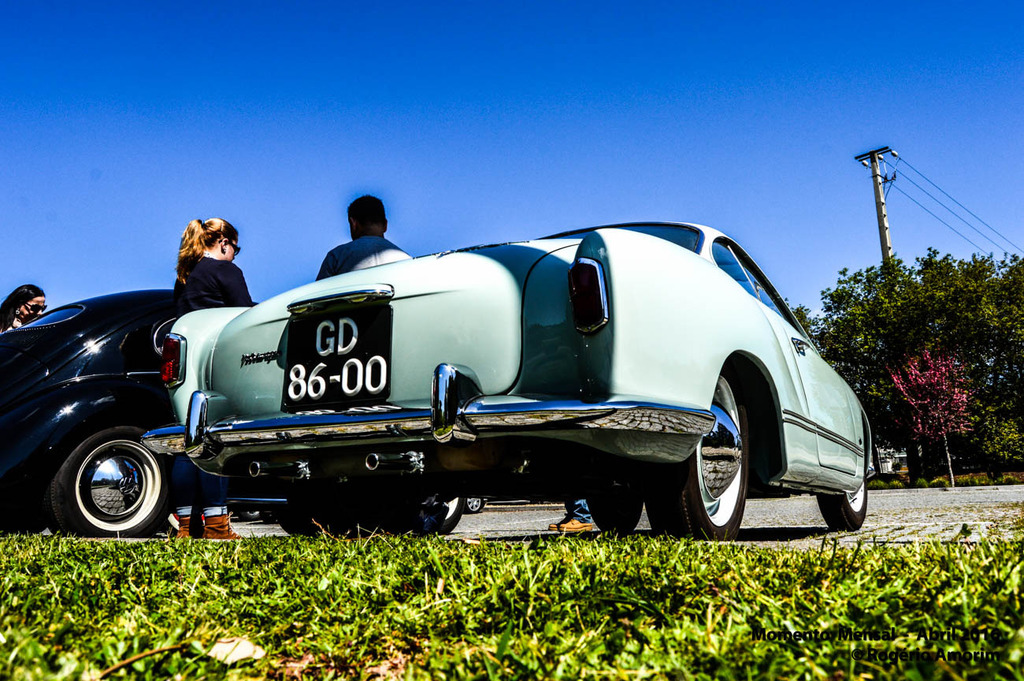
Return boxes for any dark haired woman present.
[0,284,46,333]
[172,218,253,539]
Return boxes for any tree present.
[806,250,1024,480]
[889,350,972,487]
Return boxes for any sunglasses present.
[224,239,241,256]
[26,303,46,314]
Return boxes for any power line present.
[897,158,1022,255]
[883,157,900,199]
[895,169,1012,254]
[889,184,988,253]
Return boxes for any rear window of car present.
[20,305,84,328]
[548,224,702,253]
[620,226,701,253]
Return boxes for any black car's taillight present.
[568,257,609,333]
[160,334,185,387]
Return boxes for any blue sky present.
[2,1,1021,312]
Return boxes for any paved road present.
[235,486,1024,547]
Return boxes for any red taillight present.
[568,258,609,333]
[160,334,184,386]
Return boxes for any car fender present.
[571,229,803,415]
[168,307,249,423]
[0,376,173,505]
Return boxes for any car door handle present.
[791,338,809,356]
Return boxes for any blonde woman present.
[172,218,253,539]
[174,217,253,315]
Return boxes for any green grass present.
[2,535,1023,679]
[869,473,1024,490]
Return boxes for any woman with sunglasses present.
[172,218,253,540]
[0,284,46,333]
[174,217,252,316]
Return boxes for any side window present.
[730,244,810,337]
[712,240,757,298]
[738,262,783,316]
[152,317,176,355]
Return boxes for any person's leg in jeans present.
[171,455,199,538]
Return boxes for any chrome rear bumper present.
[143,363,715,463]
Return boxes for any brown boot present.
[175,516,192,539]
[203,514,241,540]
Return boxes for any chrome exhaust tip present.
[248,460,310,479]
[365,451,425,473]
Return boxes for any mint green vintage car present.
[143,223,872,539]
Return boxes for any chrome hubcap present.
[86,456,143,515]
[697,377,743,527]
[75,440,163,531]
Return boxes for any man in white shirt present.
[316,195,411,280]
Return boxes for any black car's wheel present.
[816,481,867,531]
[276,505,355,536]
[464,497,486,514]
[438,497,467,534]
[276,491,355,537]
[645,374,749,540]
[587,488,644,535]
[47,426,170,538]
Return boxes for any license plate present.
[282,306,392,412]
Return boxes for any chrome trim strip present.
[227,497,289,506]
[463,400,714,435]
[209,409,434,447]
[141,425,186,455]
[782,409,817,429]
[198,399,715,452]
[287,285,395,315]
[782,409,863,454]
[184,390,209,458]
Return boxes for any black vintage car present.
[0,290,179,536]
[0,289,295,537]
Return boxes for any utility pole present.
[855,146,895,262]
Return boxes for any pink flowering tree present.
[889,350,972,487]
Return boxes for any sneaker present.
[556,518,594,533]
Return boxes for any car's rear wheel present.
[816,481,867,531]
[464,497,486,514]
[645,374,749,540]
[276,484,357,536]
[47,427,170,538]
[438,497,467,534]
[587,487,644,535]
[276,500,356,536]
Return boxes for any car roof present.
[0,289,174,351]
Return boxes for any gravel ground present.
[232,486,1024,547]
